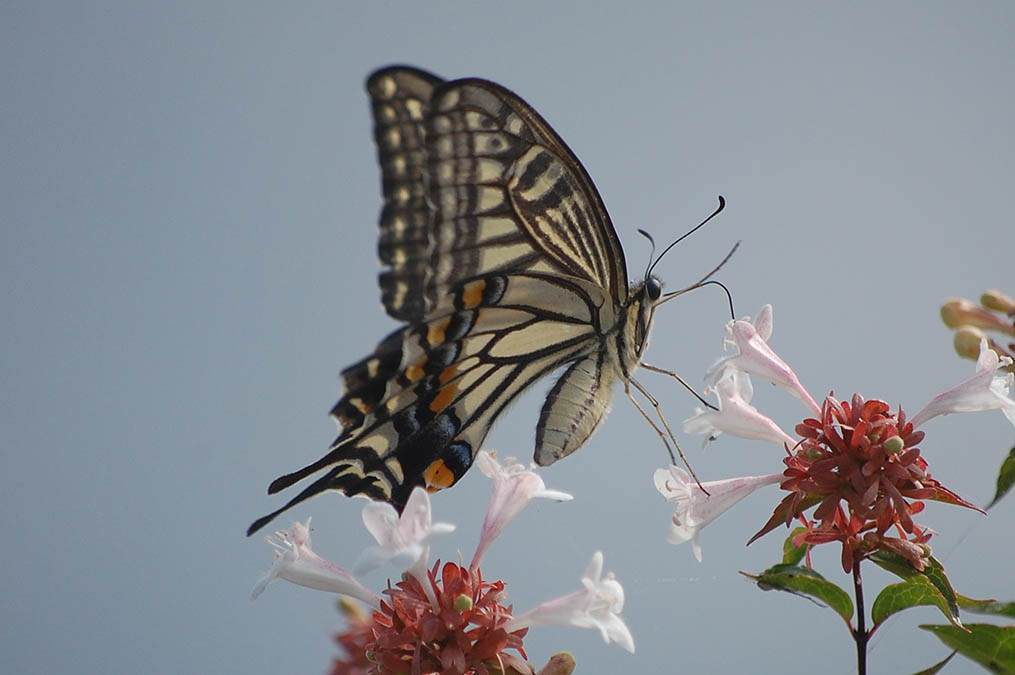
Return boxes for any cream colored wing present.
[367,67,630,323]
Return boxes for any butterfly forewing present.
[423,78,629,309]
[370,67,442,322]
[248,67,644,536]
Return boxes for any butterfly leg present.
[625,377,709,495]
[639,362,717,411]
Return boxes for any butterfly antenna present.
[708,279,737,320]
[637,228,656,280]
[647,195,725,278]
[658,241,740,306]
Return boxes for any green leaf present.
[872,576,964,630]
[987,447,1015,510]
[782,527,809,565]
[910,651,956,675]
[742,564,853,623]
[922,557,961,618]
[870,552,960,619]
[871,549,919,578]
[921,624,1015,674]
[958,596,1015,619]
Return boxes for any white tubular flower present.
[706,305,820,415]
[911,338,1015,429]
[354,486,455,579]
[251,519,380,608]
[683,369,797,448]
[654,466,783,562]
[470,451,573,570]
[504,551,634,654]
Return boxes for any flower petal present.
[354,487,455,575]
[655,466,783,561]
[683,370,796,447]
[470,452,573,570]
[503,551,634,653]
[251,519,380,608]
[706,305,820,415]
[911,339,1015,428]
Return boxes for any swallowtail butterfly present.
[248,66,722,535]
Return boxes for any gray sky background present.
[4,2,1014,673]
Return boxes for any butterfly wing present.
[248,68,631,534]
[372,67,629,321]
[369,66,443,322]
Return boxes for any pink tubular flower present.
[251,519,380,608]
[705,305,820,415]
[470,451,573,571]
[355,486,455,578]
[683,369,797,448]
[654,466,783,561]
[504,552,634,654]
[911,338,1015,429]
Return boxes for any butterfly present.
[248,66,724,536]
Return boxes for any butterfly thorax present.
[613,276,662,378]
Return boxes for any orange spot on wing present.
[429,383,458,413]
[461,279,486,309]
[405,356,426,382]
[423,459,456,490]
[438,364,457,385]
[350,397,372,414]
[427,317,450,346]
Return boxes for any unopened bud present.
[454,593,473,612]
[941,298,1012,332]
[883,436,905,455]
[337,597,368,621]
[981,289,1015,315]
[941,298,975,328]
[803,446,825,460]
[954,327,987,360]
[537,652,577,675]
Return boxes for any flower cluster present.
[657,305,1015,568]
[334,561,528,675]
[758,394,977,572]
[253,453,632,674]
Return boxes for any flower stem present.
[852,559,868,675]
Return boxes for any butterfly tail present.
[248,465,395,536]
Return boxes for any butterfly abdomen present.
[534,350,618,466]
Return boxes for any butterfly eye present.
[645,277,662,301]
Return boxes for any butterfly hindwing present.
[250,271,607,529]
